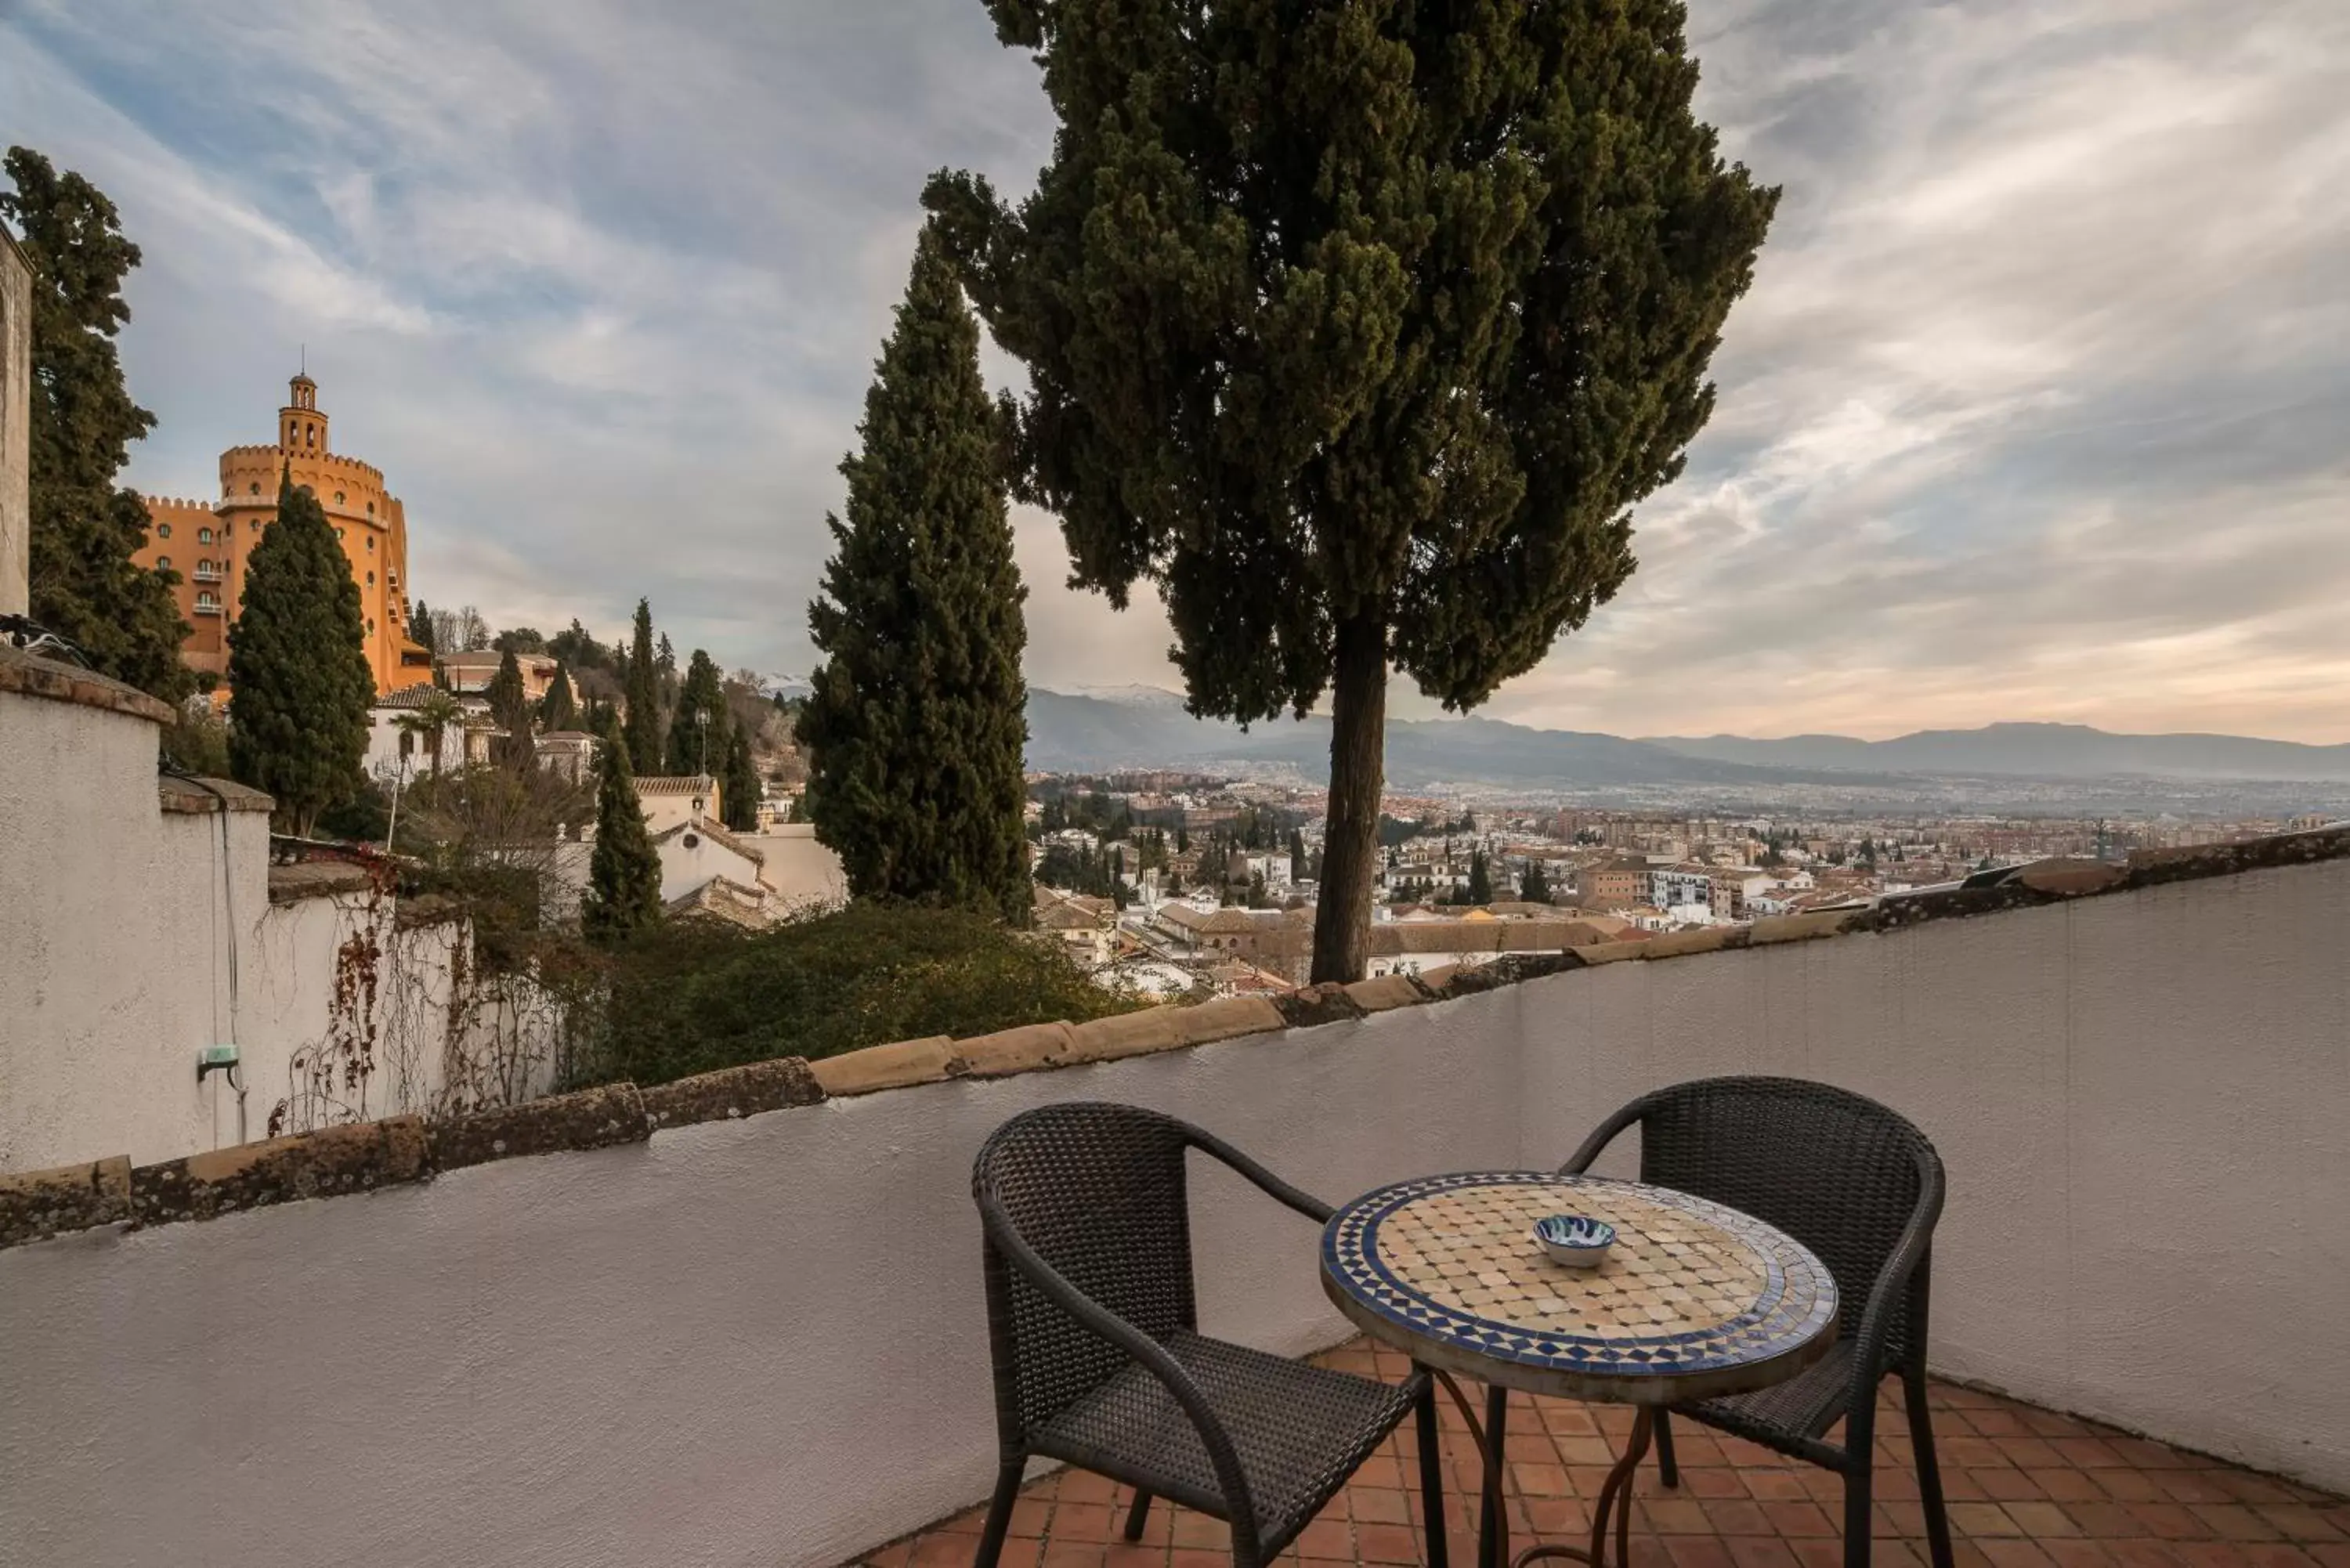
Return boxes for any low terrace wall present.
[1,833,2345,1568]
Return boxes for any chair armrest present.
[1558,1096,1651,1176]
[979,1201,1267,1559]
[1840,1166,1945,1422]
[1186,1125,1338,1224]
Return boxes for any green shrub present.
[561,901,1137,1089]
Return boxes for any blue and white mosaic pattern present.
[1322,1172,1837,1382]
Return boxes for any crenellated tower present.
[132,370,433,694]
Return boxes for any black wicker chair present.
[971,1102,1447,1568]
[1558,1076,1953,1568]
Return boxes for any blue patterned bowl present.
[1534,1214,1617,1268]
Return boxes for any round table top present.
[1319,1172,1840,1405]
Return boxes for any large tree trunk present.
[1311,612,1387,985]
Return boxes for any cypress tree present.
[926,2,1774,978]
[1520,860,1553,905]
[665,647,728,777]
[484,645,533,769]
[1467,850,1494,906]
[721,723,761,833]
[796,227,1030,923]
[409,598,436,656]
[227,471,374,836]
[622,597,664,775]
[538,662,579,732]
[581,732,663,941]
[2,146,190,701]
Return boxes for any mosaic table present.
[1320,1172,1838,1568]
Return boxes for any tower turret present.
[280,371,328,454]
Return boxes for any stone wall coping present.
[0,645,175,726]
[161,775,277,816]
[2,822,2344,1252]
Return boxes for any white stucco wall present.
[1514,858,2350,1496]
[0,995,1522,1568]
[745,825,848,912]
[0,685,270,1171]
[656,827,764,904]
[1,683,561,1173]
[0,856,2344,1568]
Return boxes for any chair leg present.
[1903,1361,1955,1568]
[974,1457,1025,1568]
[1123,1489,1153,1543]
[1415,1379,1448,1568]
[1478,1382,1508,1568]
[1842,1458,1873,1568]
[1653,1408,1679,1488]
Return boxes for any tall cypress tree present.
[538,662,579,732]
[484,645,532,769]
[926,2,1774,978]
[1520,860,1553,905]
[797,227,1031,923]
[665,647,728,777]
[621,597,664,775]
[1467,849,1494,906]
[581,731,663,941]
[721,723,761,833]
[227,471,374,836]
[2,146,190,701]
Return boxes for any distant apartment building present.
[442,650,559,703]
[1575,858,1650,910]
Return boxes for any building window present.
[367,571,375,585]
[334,491,346,505]
[197,527,213,544]
[367,618,375,634]
[157,522,172,539]
[250,482,261,495]
[366,536,374,551]
[157,555,172,570]
[367,501,375,515]
[335,527,345,540]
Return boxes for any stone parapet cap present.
[159,775,275,815]
[0,645,174,725]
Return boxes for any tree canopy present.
[2,146,190,700]
[797,228,1032,924]
[226,473,374,835]
[925,1,1773,977]
[666,647,729,777]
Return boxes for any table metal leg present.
[1426,1372,1656,1568]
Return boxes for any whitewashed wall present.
[1,680,561,1174]
[0,684,269,1171]
[0,854,2344,1568]
[0,996,1523,1568]
[1515,858,2350,1497]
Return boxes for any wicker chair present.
[1559,1077,1953,1568]
[971,1102,1447,1568]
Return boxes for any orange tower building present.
[134,371,433,694]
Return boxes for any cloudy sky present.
[6,0,2346,741]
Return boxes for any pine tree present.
[721,723,761,833]
[622,598,664,775]
[2,146,190,701]
[226,471,374,836]
[537,662,578,732]
[1520,860,1553,905]
[796,227,1031,923]
[581,732,663,941]
[927,7,1774,979]
[666,647,728,777]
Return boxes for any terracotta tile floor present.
[854,1339,2348,1568]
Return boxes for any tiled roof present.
[637,775,718,796]
[650,818,765,866]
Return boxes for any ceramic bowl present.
[1534,1214,1617,1268]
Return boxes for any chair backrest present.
[1600,1076,1942,1355]
[972,1101,1202,1441]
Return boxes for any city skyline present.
[6,0,2347,742]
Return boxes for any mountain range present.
[1024,688,2350,788]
